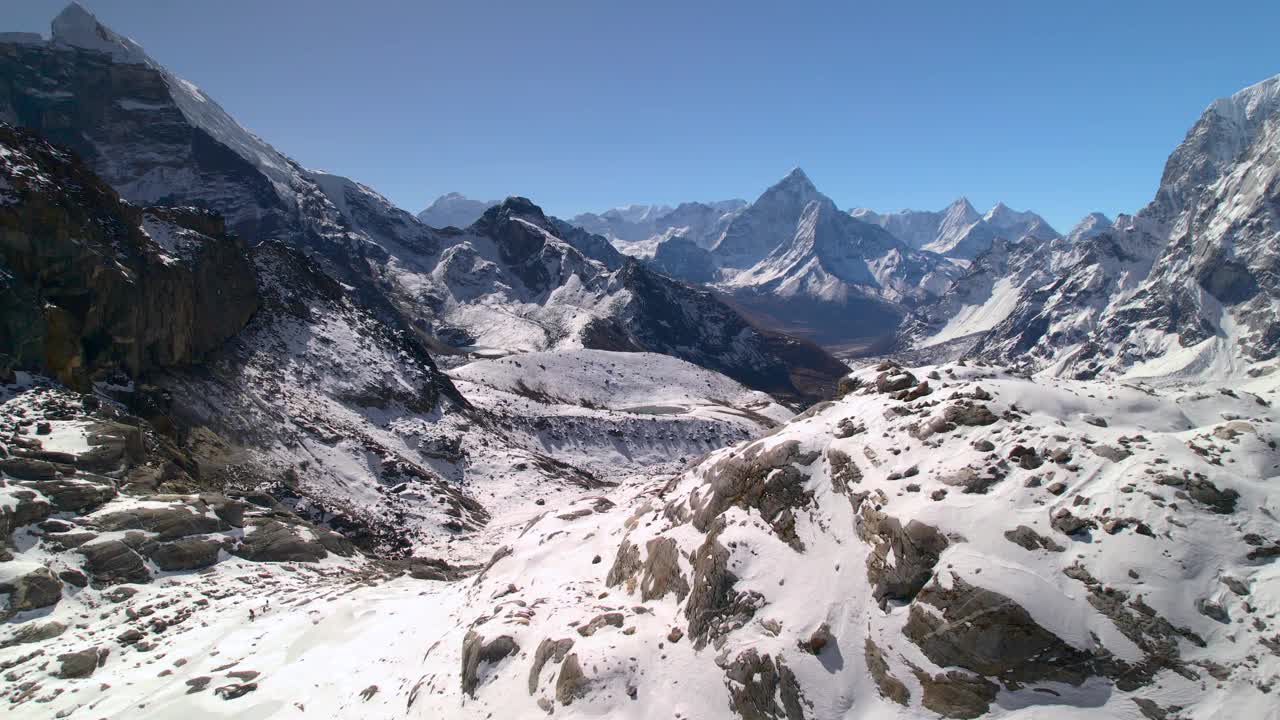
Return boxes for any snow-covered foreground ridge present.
[7,361,1277,719]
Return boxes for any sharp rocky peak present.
[51,2,149,64]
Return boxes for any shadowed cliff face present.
[0,123,258,388]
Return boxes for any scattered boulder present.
[56,647,108,678]
[577,612,624,637]
[1003,525,1064,552]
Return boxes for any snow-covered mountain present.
[0,3,844,404]
[571,199,747,258]
[416,192,497,229]
[699,169,958,347]
[10,359,1276,719]
[853,198,1060,260]
[904,72,1280,381]
[2,6,1278,720]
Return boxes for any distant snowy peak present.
[416,192,497,229]
[1067,211,1112,242]
[857,198,1059,259]
[571,197,746,251]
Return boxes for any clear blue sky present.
[8,1,1279,231]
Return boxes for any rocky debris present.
[826,449,862,494]
[1007,445,1043,470]
[1091,444,1132,463]
[0,563,62,614]
[942,402,999,427]
[1184,478,1239,514]
[693,440,819,551]
[860,508,949,608]
[723,648,806,720]
[55,647,108,679]
[400,556,471,581]
[904,575,1100,687]
[911,668,999,719]
[1050,509,1094,536]
[576,612,624,637]
[684,528,762,648]
[937,464,1006,494]
[1082,415,1108,428]
[1083,585,1204,680]
[1133,697,1184,720]
[185,676,212,694]
[460,631,520,697]
[527,638,574,695]
[832,418,865,439]
[0,488,53,538]
[1,619,66,649]
[864,638,909,705]
[214,682,258,700]
[1003,525,1064,552]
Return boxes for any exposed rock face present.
[460,631,520,698]
[0,123,257,387]
[865,638,910,705]
[554,653,590,705]
[723,648,806,720]
[860,508,949,608]
[0,564,63,614]
[150,537,221,571]
[233,519,333,563]
[693,440,819,550]
[904,575,1100,687]
[649,235,716,283]
[527,638,574,695]
[911,668,999,719]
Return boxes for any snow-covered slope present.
[13,360,1276,719]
